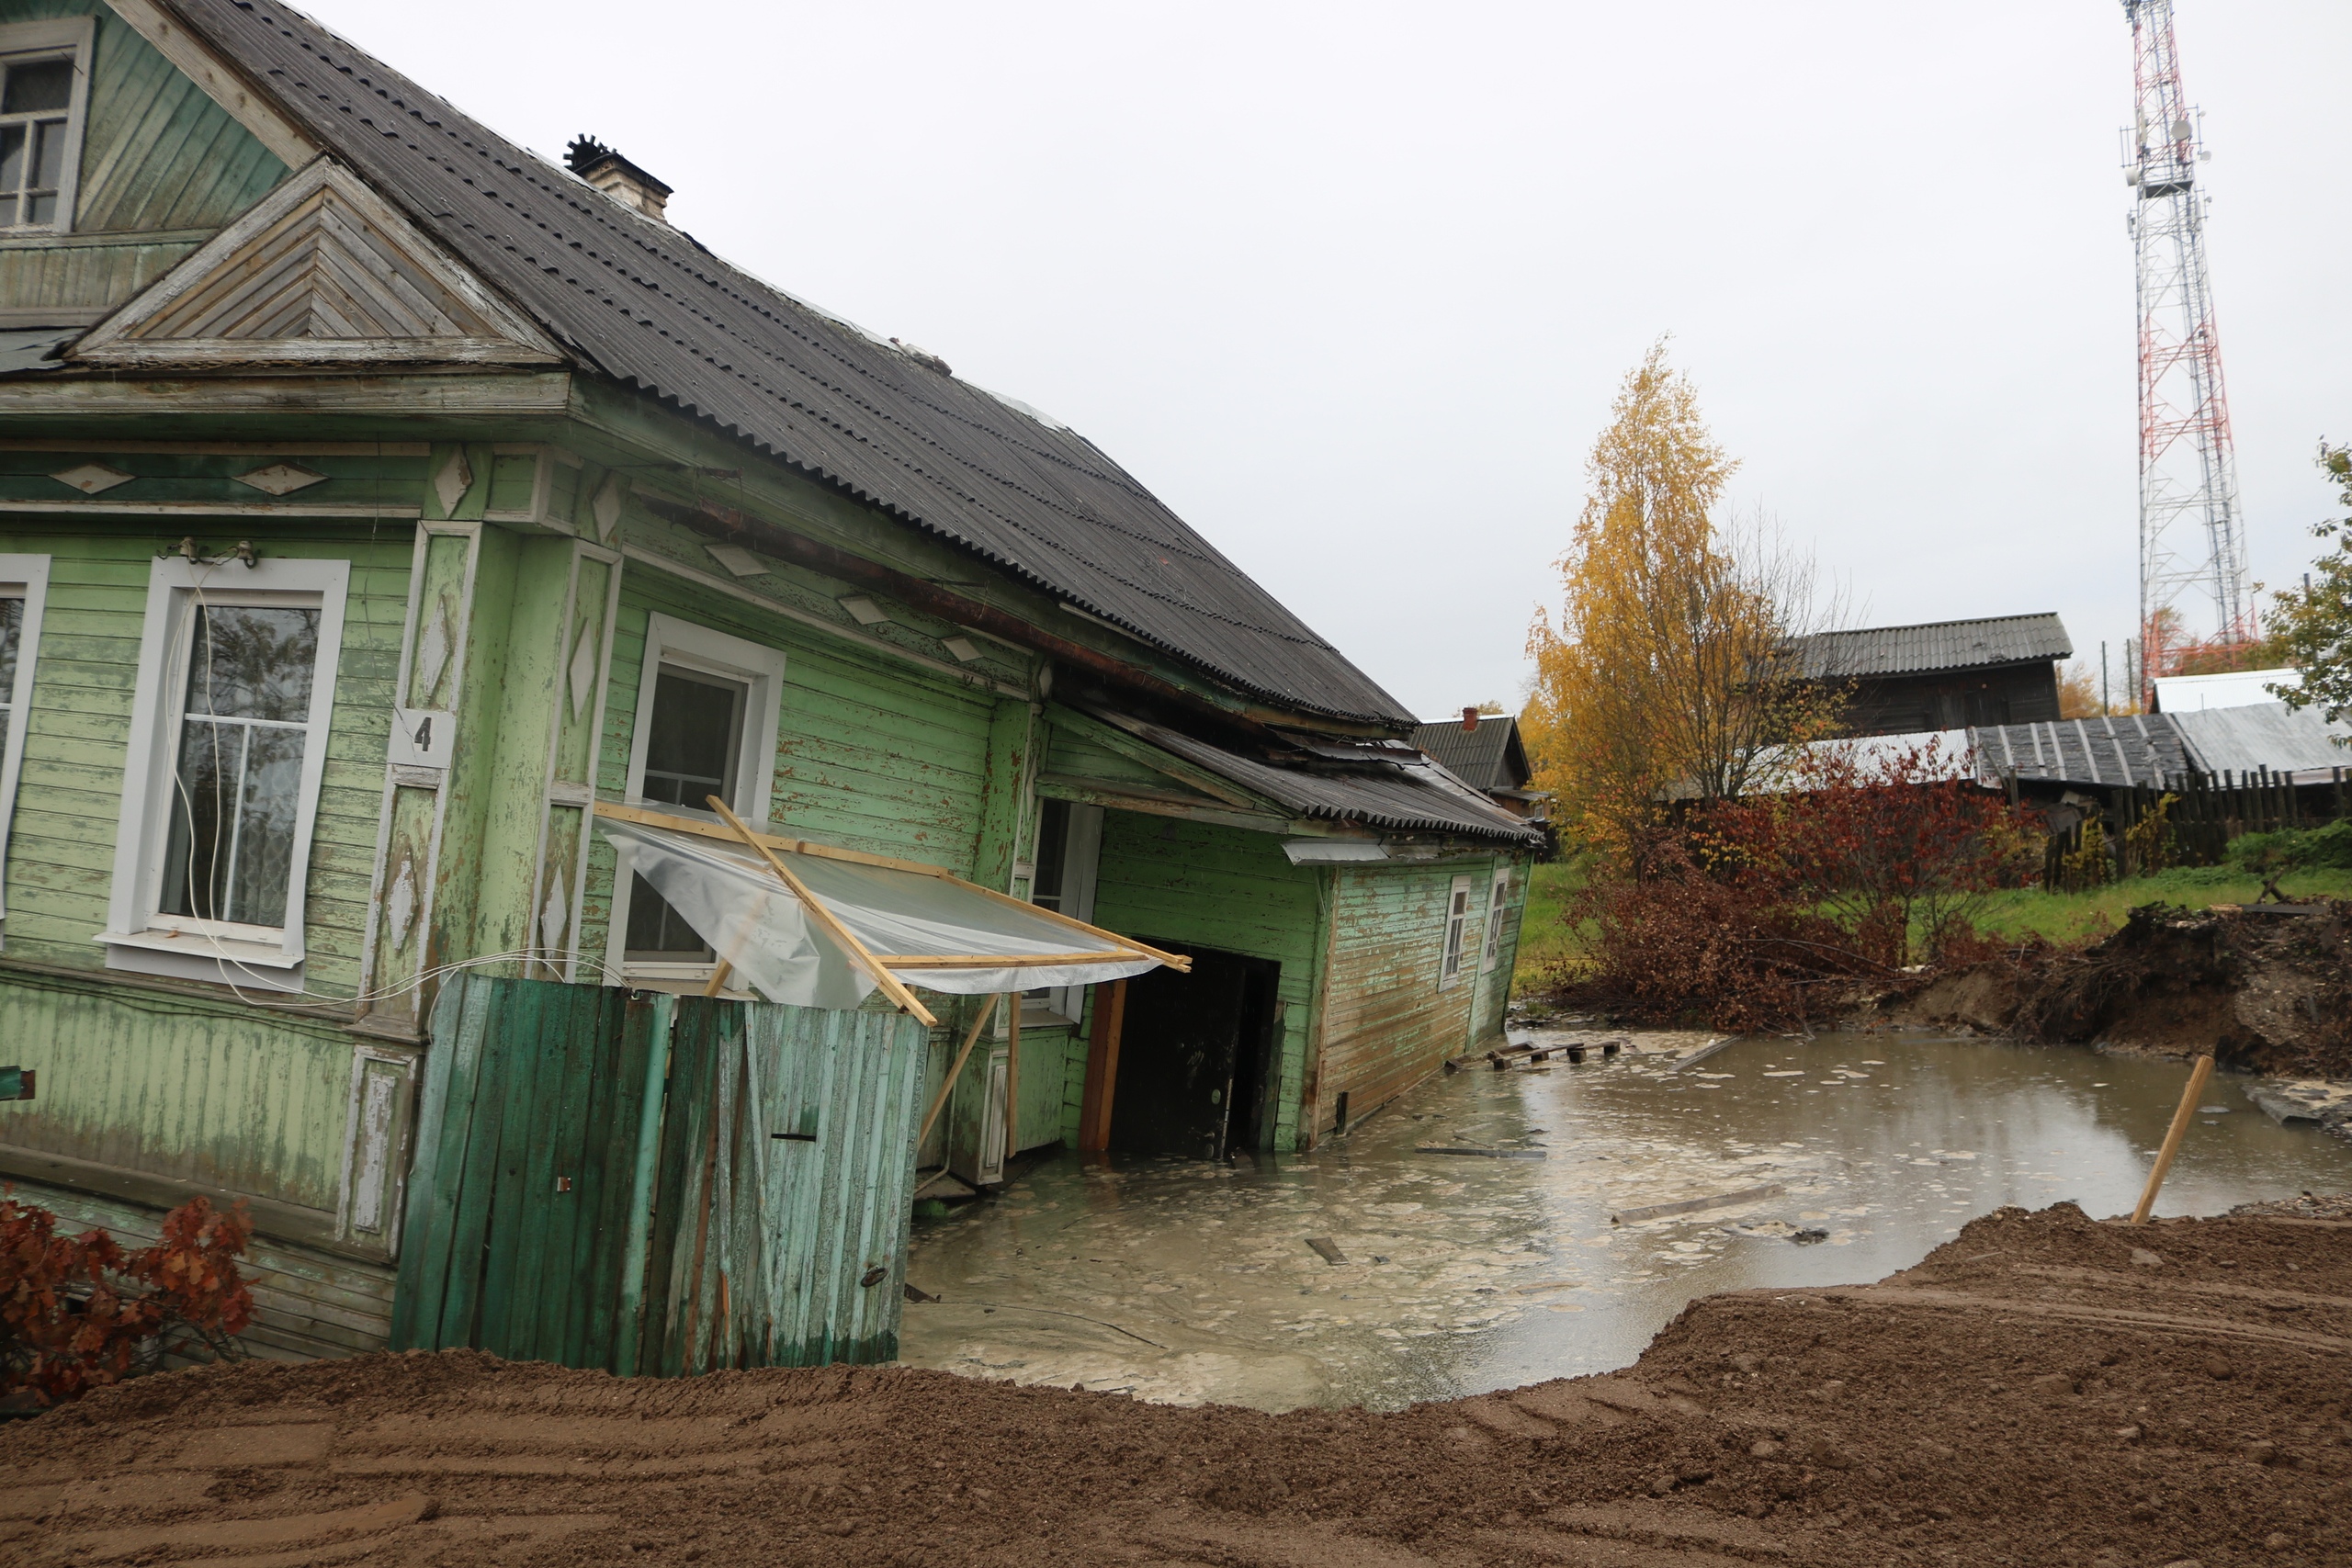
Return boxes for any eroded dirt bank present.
[1885,903,2352,1077]
[11,1206,2351,1567]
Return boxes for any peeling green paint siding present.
[0,522,412,998]
[0,969,352,1211]
[1316,861,1478,1134]
[574,570,998,964]
[1088,812,1324,1152]
[72,3,288,233]
[1043,725,1171,792]
[0,0,288,315]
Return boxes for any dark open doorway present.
[1106,942,1280,1161]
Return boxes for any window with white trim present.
[1479,866,1511,974]
[104,557,349,991]
[1439,874,1473,988]
[0,553,52,929]
[1025,795,1102,1023]
[0,18,93,235]
[609,613,784,982]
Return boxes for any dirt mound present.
[1882,902,2352,1075]
[10,1204,2351,1566]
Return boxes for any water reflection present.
[898,1031,2352,1412]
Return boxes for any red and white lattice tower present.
[2121,0,2250,696]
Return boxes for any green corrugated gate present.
[392,976,926,1373]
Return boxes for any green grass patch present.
[1510,853,2352,993]
[1511,857,1591,996]
[1969,864,2352,946]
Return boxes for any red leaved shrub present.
[1,1191,254,1406]
[1560,738,2039,1029]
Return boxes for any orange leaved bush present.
[1,1191,254,1406]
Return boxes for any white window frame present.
[0,17,96,237]
[1478,864,1512,975]
[606,612,785,985]
[0,552,52,927]
[1025,797,1102,1026]
[1439,873,1473,989]
[101,556,349,992]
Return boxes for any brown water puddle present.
[898,1030,2352,1410]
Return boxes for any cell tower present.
[2120,0,2250,699]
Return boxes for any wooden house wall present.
[1313,858,1495,1138]
[580,558,1021,1166]
[2,0,288,316]
[0,518,411,1213]
[1087,811,1325,1153]
[6,1176,394,1361]
[1838,664,2064,738]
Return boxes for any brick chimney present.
[565,135,672,223]
[1462,706,1479,732]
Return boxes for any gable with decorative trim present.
[73,157,561,366]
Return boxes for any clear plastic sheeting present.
[600,817,1161,1009]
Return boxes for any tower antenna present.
[2121,0,2250,702]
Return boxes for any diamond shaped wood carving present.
[233,462,328,496]
[51,463,134,495]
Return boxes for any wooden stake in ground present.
[2132,1053,2215,1224]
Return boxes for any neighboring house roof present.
[2152,668,2301,712]
[148,0,1413,728]
[1969,715,2195,789]
[1408,715,1532,793]
[1792,614,2073,680]
[2170,702,2352,781]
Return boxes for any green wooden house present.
[0,0,1541,1365]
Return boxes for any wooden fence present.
[2041,765,2351,891]
[391,975,926,1374]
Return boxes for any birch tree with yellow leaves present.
[1523,343,1838,868]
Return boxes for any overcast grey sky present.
[300,0,2352,721]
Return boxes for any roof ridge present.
[182,0,1405,720]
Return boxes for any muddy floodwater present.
[897,1030,2352,1412]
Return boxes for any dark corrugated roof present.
[1408,715,1531,792]
[1795,614,2073,680]
[158,0,1412,728]
[1968,715,2195,788]
[1083,713,1542,844]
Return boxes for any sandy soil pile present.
[9,1204,2348,1566]
[1892,902,2352,1077]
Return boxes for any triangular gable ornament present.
[74,158,561,367]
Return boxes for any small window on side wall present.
[609,613,785,984]
[1479,867,1511,974]
[102,557,349,992]
[0,18,93,235]
[1440,874,1473,989]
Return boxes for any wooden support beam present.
[874,952,1152,968]
[917,994,1001,1150]
[705,796,938,1028]
[1078,978,1128,1155]
[594,798,1185,972]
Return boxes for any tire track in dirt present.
[8,1204,2350,1566]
